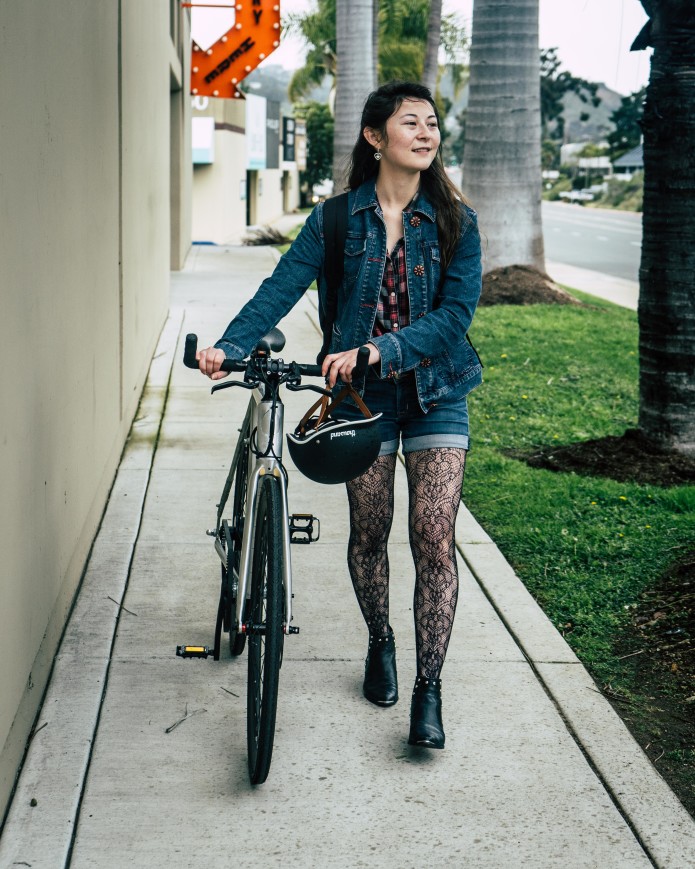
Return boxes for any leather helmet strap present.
[296,383,372,435]
[328,384,373,419]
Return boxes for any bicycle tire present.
[226,421,250,657]
[247,475,285,785]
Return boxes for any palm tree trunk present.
[637,0,695,455]
[462,0,545,272]
[373,0,380,84]
[422,0,442,93]
[333,0,375,192]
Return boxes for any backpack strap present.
[318,192,350,363]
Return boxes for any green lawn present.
[464,293,694,682]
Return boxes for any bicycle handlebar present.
[183,334,370,381]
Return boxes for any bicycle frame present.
[233,384,295,635]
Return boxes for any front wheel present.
[226,425,250,657]
[247,475,285,785]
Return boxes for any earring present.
[374,150,382,161]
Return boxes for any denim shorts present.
[335,371,470,456]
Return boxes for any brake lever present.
[210,380,257,395]
[286,382,332,397]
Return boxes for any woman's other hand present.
[322,343,381,388]
[197,346,229,380]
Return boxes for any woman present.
[198,81,482,750]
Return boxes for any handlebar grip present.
[353,345,371,380]
[296,363,324,377]
[183,333,200,369]
[183,333,246,373]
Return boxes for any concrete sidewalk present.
[547,260,639,310]
[1,242,693,868]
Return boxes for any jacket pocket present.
[343,237,366,275]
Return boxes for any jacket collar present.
[352,176,436,222]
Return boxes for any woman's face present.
[366,98,441,174]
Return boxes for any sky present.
[248,0,652,96]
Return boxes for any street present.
[542,200,642,282]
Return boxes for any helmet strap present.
[297,383,373,435]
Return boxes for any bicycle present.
[177,330,370,785]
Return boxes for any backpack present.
[317,192,349,363]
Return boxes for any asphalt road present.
[542,200,642,282]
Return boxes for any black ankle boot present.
[408,677,444,748]
[363,628,398,706]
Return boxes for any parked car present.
[558,190,595,203]
[311,179,334,203]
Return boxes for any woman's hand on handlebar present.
[197,346,229,381]
[322,343,381,389]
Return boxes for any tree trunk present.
[637,0,695,455]
[422,0,442,93]
[462,0,545,272]
[333,0,375,192]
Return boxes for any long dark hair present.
[346,81,469,274]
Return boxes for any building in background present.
[191,94,303,244]
[0,0,192,817]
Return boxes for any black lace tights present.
[346,448,466,680]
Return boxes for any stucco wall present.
[0,0,190,817]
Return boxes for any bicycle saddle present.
[254,328,285,355]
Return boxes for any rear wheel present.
[247,475,285,785]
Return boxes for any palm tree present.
[286,0,466,100]
[333,0,375,190]
[285,0,336,104]
[633,0,695,455]
[462,0,545,272]
[422,0,442,92]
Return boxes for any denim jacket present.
[215,176,483,410]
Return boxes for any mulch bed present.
[510,428,695,488]
[479,265,583,307]
[612,553,695,816]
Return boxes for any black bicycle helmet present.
[287,386,382,485]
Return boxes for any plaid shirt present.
[372,237,411,337]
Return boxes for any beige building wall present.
[0,0,191,818]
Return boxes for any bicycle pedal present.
[289,513,320,544]
[287,626,300,635]
[176,645,211,659]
